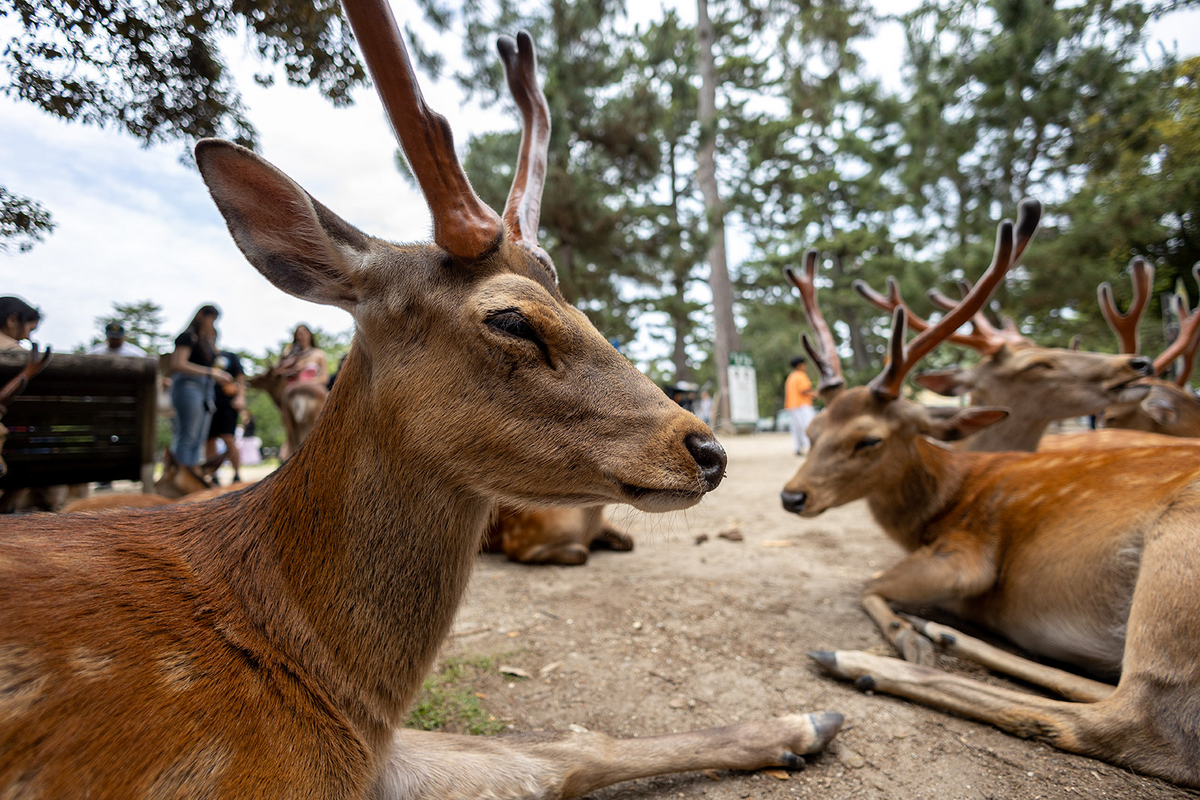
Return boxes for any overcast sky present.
[3,1,1198,361]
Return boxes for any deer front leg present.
[863,532,997,665]
[372,713,844,800]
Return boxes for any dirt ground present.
[431,432,1195,800]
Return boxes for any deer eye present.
[486,310,537,341]
[485,310,554,368]
[854,437,882,452]
[1020,361,1054,373]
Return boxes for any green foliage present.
[0,186,55,253]
[90,300,169,354]
[0,0,366,248]
[403,656,506,736]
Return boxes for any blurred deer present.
[1096,259,1200,436]
[0,5,842,797]
[248,365,328,460]
[781,201,1200,787]
[855,266,1153,452]
[484,504,633,565]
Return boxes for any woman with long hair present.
[169,305,231,466]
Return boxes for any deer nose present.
[1128,356,1153,376]
[780,490,807,514]
[684,433,726,491]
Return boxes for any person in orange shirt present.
[784,355,816,455]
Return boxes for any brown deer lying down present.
[248,366,329,460]
[60,449,232,512]
[484,505,633,565]
[781,202,1200,787]
[0,7,842,797]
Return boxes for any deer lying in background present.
[855,267,1153,452]
[249,365,329,460]
[1095,259,1200,436]
[0,344,51,481]
[0,6,841,797]
[780,201,1200,787]
[484,504,633,565]
[59,450,251,513]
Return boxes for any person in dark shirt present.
[206,349,246,484]
[169,305,231,466]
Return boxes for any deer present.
[0,344,51,481]
[1095,259,1200,437]
[0,4,843,796]
[483,504,633,565]
[779,199,1200,787]
[248,365,329,460]
[854,261,1154,453]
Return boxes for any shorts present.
[208,403,239,438]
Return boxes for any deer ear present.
[1143,394,1180,426]
[914,369,972,397]
[196,139,368,309]
[921,406,1008,441]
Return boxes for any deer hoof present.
[895,629,935,665]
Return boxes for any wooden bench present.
[0,350,158,490]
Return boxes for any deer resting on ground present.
[780,202,1200,787]
[484,505,634,565]
[0,4,841,797]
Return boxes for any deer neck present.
[196,347,490,751]
[962,412,1047,452]
[865,438,971,552]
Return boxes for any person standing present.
[0,297,40,351]
[784,355,816,455]
[205,349,246,484]
[169,305,230,466]
[85,322,146,357]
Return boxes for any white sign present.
[727,354,759,425]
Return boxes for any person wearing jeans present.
[169,305,231,466]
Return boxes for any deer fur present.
[783,205,1200,786]
[484,505,633,565]
[0,8,841,796]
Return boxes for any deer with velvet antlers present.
[0,3,843,797]
[780,200,1200,787]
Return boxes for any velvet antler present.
[341,0,502,260]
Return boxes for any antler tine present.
[498,32,552,268]
[868,307,910,399]
[784,251,844,390]
[856,277,1004,354]
[341,0,502,260]
[1097,256,1153,355]
[0,343,52,412]
[1155,267,1200,382]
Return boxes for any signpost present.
[727,352,758,427]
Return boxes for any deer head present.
[195,6,724,513]
[0,344,51,479]
[1100,262,1200,435]
[854,236,1153,451]
[780,202,1042,516]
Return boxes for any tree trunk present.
[696,0,740,430]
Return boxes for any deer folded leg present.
[906,616,1114,703]
[862,593,935,665]
[809,649,1199,788]
[374,714,844,800]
